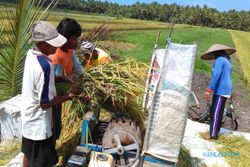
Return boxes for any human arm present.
[204,58,224,99]
[40,82,81,109]
[35,60,78,109]
[72,51,84,76]
[204,88,212,99]
[208,58,224,90]
[52,64,75,83]
[40,94,72,109]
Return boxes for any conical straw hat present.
[201,44,236,60]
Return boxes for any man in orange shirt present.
[49,18,83,141]
[50,18,83,83]
[81,41,112,69]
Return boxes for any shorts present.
[21,136,58,167]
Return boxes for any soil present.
[191,72,250,132]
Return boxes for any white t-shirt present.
[21,48,56,140]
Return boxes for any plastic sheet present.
[143,42,197,162]
[0,95,22,141]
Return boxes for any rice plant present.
[229,30,250,84]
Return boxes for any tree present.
[0,0,57,101]
[1,0,250,31]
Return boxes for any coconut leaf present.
[0,0,58,101]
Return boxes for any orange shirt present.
[50,48,73,76]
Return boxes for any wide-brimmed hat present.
[201,44,236,60]
[32,21,67,47]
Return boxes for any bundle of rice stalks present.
[56,101,84,166]
[200,132,250,167]
[215,135,250,167]
[57,58,147,113]
[81,58,147,108]
[0,139,21,165]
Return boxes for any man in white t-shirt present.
[21,21,78,167]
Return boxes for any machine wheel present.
[102,119,141,167]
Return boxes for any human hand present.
[204,88,212,99]
[69,83,82,97]
[65,75,74,83]
[79,94,90,104]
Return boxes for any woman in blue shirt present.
[202,44,236,139]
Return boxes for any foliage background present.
[1,0,250,31]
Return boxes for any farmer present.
[50,18,83,82]
[21,21,78,167]
[202,44,236,139]
[80,40,112,69]
[49,18,83,141]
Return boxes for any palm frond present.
[0,0,58,101]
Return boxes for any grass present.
[200,132,250,167]
[177,146,194,167]
[110,27,235,73]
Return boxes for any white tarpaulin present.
[143,42,197,163]
[0,95,22,141]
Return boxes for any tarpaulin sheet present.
[0,95,22,141]
[143,42,197,162]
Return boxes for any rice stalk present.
[0,139,21,166]
[229,30,250,84]
[200,132,250,167]
[79,23,117,42]
[56,101,84,165]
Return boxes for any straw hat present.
[201,44,236,60]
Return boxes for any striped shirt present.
[21,48,56,140]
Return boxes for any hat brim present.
[45,34,67,48]
[201,48,236,60]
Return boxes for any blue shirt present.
[208,56,232,96]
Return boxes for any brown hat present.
[201,44,236,60]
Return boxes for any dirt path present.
[191,72,250,133]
